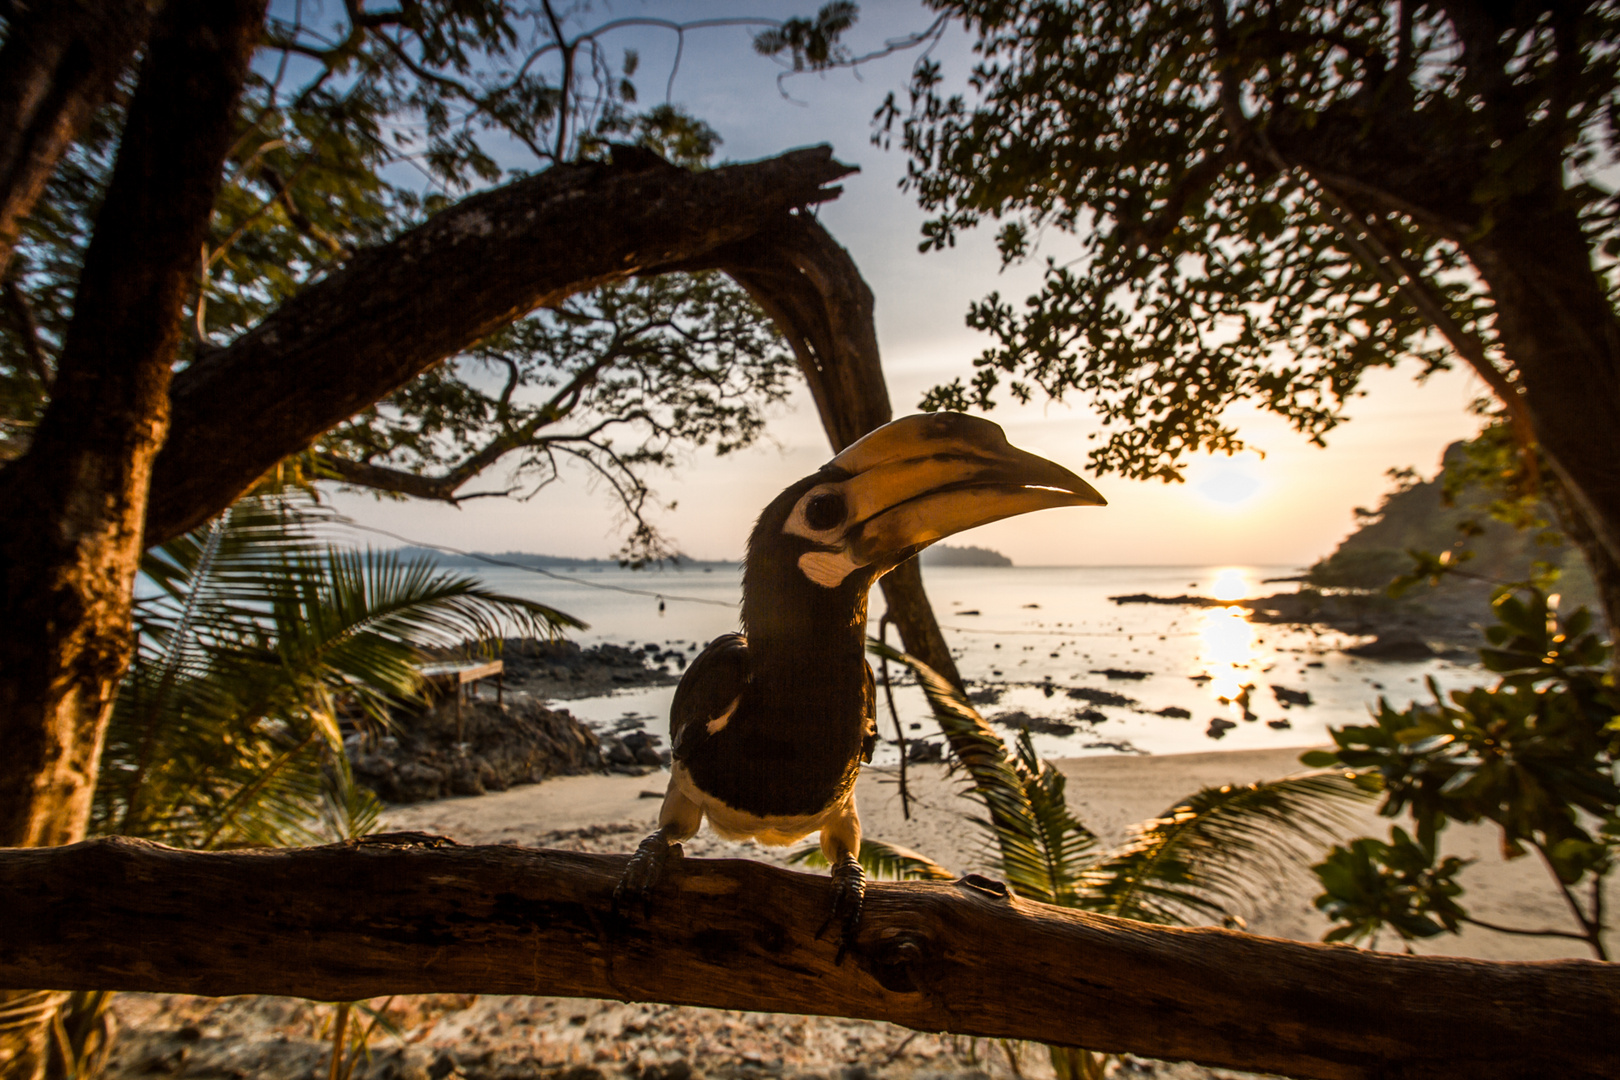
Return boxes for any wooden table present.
[416,659,504,742]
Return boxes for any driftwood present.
[3,835,1614,1080]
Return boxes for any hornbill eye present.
[804,492,847,532]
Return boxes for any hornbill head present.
[749,412,1105,603]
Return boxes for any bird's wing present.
[670,632,751,760]
[861,660,879,763]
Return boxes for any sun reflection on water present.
[1209,567,1252,602]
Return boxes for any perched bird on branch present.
[615,413,1104,946]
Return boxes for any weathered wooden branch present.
[4,836,1614,1080]
[142,148,856,546]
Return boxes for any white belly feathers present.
[668,762,860,850]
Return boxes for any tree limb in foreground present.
[4,836,1614,1080]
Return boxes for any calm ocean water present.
[469,562,1488,764]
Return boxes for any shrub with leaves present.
[1304,589,1620,957]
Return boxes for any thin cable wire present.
[942,624,1202,637]
[327,515,738,608]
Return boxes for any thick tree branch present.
[3,836,1615,1080]
[142,148,855,545]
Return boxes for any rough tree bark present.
[0,4,266,1075]
[0,0,153,281]
[0,0,264,847]
[3,836,1615,1080]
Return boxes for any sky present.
[329,1,1486,568]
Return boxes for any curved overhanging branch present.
[664,214,964,690]
[3,836,1614,1080]
[141,147,856,546]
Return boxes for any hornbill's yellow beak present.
[785,413,1105,588]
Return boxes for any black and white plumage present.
[615,412,1105,945]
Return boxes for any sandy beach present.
[104,746,1614,1080]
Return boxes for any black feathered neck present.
[740,469,876,668]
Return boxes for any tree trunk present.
[0,2,263,1074]
[0,0,152,281]
[3,836,1615,1080]
[709,215,965,690]
[1463,200,1620,631]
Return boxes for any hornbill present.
[615,412,1104,945]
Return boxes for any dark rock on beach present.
[991,709,1077,736]
[350,697,608,803]
[1271,685,1313,707]
[496,637,684,700]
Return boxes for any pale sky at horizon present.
[329,0,1486,569]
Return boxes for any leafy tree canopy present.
[880,1,1620,485]
[0,1,847,561]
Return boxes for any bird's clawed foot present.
[614,831,679,918]
[816,853,866,964]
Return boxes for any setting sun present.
[1193,455,1266,509]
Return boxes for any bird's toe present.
[613,832,677,917]
[818,853,866,963]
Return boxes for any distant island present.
[921,544,1012,567]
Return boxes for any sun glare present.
[1209,567,1251,601]
[1193,455,1265,509]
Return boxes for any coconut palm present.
[94,492,581,850]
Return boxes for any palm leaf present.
[98,491,578,848]
[1084,771,1378,925]
[866,640,1097,905]
[789,837,957,881]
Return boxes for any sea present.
[467,562,1490,766]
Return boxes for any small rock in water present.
[1155,705,1192,719]
[1092,667,1151,681]
[1066,686,1137,706]
[1267,719,1292,730]
[907,740,945,764]
[991,709,1076,736]
[1272,685,1313,707]
[1206,718,1237,739]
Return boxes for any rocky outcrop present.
[350,698,614,803]
[496,637,687,700]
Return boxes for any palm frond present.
[1085,771,1378,925]
[866,640,1097,905]
[789,837,957,881]
[98,491,578,849]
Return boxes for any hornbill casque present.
[614,412,1104,947]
